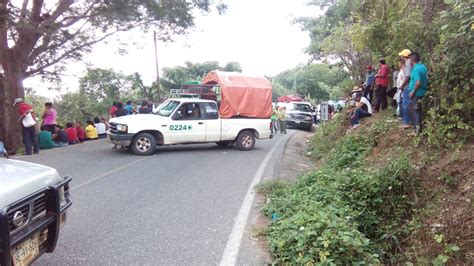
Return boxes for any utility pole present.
[293,70,296,93]
[153,31,161,101]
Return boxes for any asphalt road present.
[17,131,294,265]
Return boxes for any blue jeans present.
[402,88,411,125]
[408,96,422,130]
[53,142,68,147]
[398,92,403,118]
[351,108,371,125]
[22,126,39,154]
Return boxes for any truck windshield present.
[156,100,180,116]
[289,103,312,112]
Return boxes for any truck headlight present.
[305,116,312,121]
[117,124,128,132]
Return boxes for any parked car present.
[285,102,313,131]
[0,159,72,266]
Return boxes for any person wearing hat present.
[14,97,39,155]
[374,58,390,112]
[398,49,413,128]
[363,65,375,103]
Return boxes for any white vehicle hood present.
[0,159,62,209]
[110,114,166,124]
[110,114,168,133]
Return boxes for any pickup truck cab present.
[0,159,72,266]
[107,98,273,155]
[285,101,314,131]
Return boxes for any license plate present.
[295,121,301,124]
[12,234,40,266]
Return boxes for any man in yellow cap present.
[398,49,413,128]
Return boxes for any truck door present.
[168,102,206,143]
[200,102,221,142]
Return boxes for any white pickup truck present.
[107,98,273,155]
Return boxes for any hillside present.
[259,111,473,264]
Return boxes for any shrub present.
[262,123,418,263]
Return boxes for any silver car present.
[0,159,72,266]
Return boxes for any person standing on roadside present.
[373,58,390,112]
[408,52,428,135]
[395,58,405,118]
[271,106,278,134]
[398,49,413,129]
[138,100,152,114]
[109,101,118,119]
[42,102,57,133]
[277,106,287,134]
[114,102,128,117]
[363,65,376,104]
[125,100,136,115]
[14,98,39,155]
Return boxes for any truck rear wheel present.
[236,131,255,151]
[131,133,156,156]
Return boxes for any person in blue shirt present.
[363,65,375,104]
[408,52,428,134]
[125,100,136,115]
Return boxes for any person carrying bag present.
[14,98,39,155]
[22,110,37,128]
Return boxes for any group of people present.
[271,106,288,134]
[109,99,155,118]
[12,98,109,155]
[349,49,428,134]
[5,97,156,156]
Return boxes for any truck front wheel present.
[236,131,255,151]
[131,133,156,155]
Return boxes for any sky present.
[26,0,323,99]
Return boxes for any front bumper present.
[0,176,72,266]
[286,119,312,128]
[107,131,134,146]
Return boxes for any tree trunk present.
[0,50,26,154]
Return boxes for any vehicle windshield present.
[156,100,180,116]
[289,103,312,112]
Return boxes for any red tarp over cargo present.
[202,71,273,119]
[277,95,302,102]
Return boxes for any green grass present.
[260,114,420,264]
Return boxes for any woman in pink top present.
[42,102,57,133]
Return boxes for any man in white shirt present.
[350,92,372,129]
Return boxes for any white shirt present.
[95,123,106,134]
[360,97,372,114]
[397,66,405,88]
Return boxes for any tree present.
[273,63,350,101]
[300,0,446,79]
[160,61,242,91]
[0,0,226,153]
[299,0,472,147]
[222,61,242,72]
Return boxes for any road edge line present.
[219,134,290,266]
